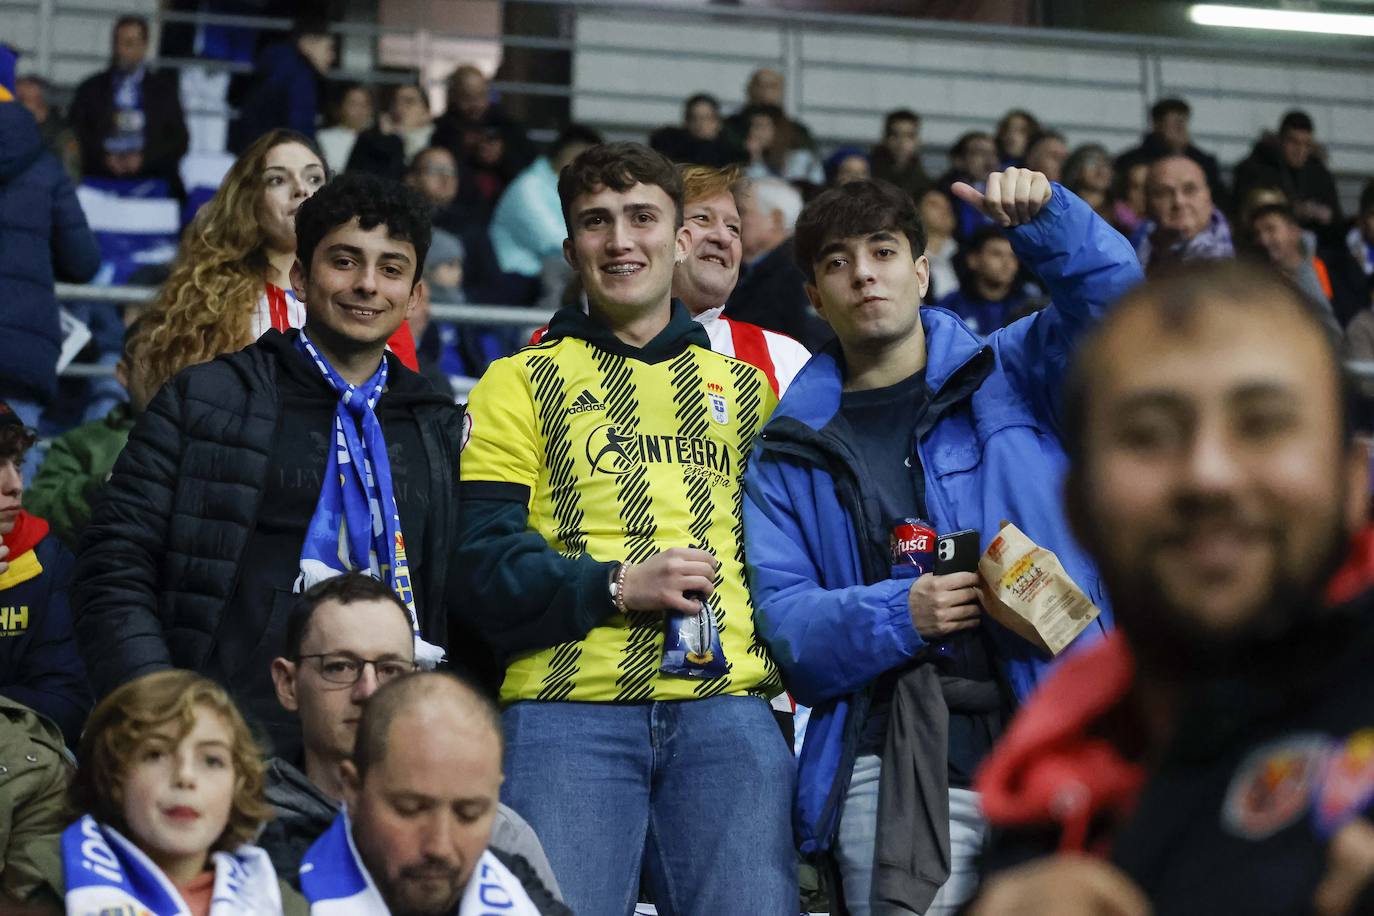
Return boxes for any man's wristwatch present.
[608,562,623,601]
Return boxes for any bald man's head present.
[1146,155,1214,241]
[353,672,502,781]
[343,672,504,916]
[1063,260,1366,679]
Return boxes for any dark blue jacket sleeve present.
[996,184,1143,429]
[0,542,93,746]
[49,167,100,283]
[743,454,921,708]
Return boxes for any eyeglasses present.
[419,166,457,178]
[298,653,418,686]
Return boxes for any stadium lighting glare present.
[1189,4,1374,37]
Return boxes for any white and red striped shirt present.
[528,305,811,397]
[254,282,419,372]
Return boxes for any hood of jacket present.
[265,757,339,825]
[0,102,44,182]
[543,298,708,364]
[769,305,995,436]
[975,632,1144,853]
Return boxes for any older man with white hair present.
[726,175,832,350]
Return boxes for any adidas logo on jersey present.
[566,389,606,415]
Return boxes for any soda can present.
[890,517,937,578]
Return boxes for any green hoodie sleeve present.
[454,495,617,657]
[24,414,131,551]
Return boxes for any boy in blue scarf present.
[74,173,483,760]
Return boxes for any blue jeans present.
[836,754,988,916]
[502,696,797,916]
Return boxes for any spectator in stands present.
[0,401,91,748]
[0,69,101,459]
[937,225,1029,335]
[744,168,1140,916]
[970,262,1374,916]
[345,82,436,181]
[1248,202,1348,333]
[410,229,517,391]
[431,64,535,218]
[650,92,745,167]
[1116,97,1227,208]
[1134,154,1233,272]
[994,109,1039,168]
[1346,179,1374,277]
[457,142,795,915]
[405,145,529,306]
[673,163,811,394]
[1063,142,1115,222]
[314,83,373,175]
[489,124,602,280]
[826,146,872,187]
[0,694,72,909]
[724,66,818,152]
[740,102,825,187]
[1023,130,1068,184]
[1109,158,1149,236]
[26,320,148,552]
[228,20,335,154]
[937,131,1000,241]
[13,75,78,179]
[870,108,931,199]
[300,673,568,914]
[1235,109,1343,245]
[69,16,188,187]
[140,129,416,395]
[919,187,959,303]
[73,174,478,759]
[726,174,833,350]
[64,669,301,913]
[259,574,559,895]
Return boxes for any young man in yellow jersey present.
[457,142,793,915]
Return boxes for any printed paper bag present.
[979,522,1100,655]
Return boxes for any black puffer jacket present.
[73,330,495,730]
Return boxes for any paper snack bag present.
[979,522,1100,655]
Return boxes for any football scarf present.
[62,815,282,915]
[294,331,444,668]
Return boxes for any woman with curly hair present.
[62,669,306,914]
[140,129,415,394]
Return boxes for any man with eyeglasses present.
[260,572,561,896]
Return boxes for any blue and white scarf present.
[299,810,541,916]
[294,332,445,668]
[62,814,282,915]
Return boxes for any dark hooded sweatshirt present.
[454,302,710,659]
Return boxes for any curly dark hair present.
[557,141,682,235]
[793,179,928,283]
[0,426,36,464]
[295,171,432,285]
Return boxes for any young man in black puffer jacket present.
[73,173,495,758]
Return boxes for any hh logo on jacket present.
[0,605,29,635]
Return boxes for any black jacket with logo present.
[1107,590,1374,913]
[73,330,494,753]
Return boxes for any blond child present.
[62,669,304,914]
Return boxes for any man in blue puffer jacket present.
[0,52,101,432]
[742,168,1142,915]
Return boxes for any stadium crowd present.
[5,12,1374,916]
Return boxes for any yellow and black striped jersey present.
[461,333,782,704]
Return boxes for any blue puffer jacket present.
[0,103,100,401]
[741,186,1142,855]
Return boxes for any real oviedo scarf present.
[294,331,445,668]
[300,810,541,916]
[62,814,282,915]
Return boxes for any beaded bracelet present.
[613,561,630,615]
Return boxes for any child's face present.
[428,259,463,292]
[121,707,236,877]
